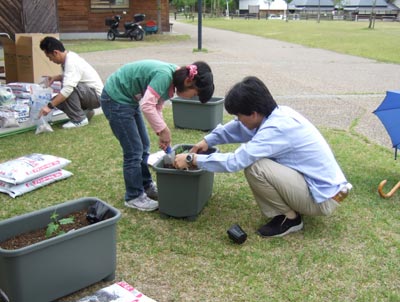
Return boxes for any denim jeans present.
[100,90,152,201]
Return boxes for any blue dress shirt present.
[196,105,350,203]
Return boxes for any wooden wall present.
[0,0,170,40]
[0,0,58,40]
[57,0,170,33]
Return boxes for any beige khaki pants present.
[244,158,339,218]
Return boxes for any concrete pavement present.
[80,21,400,151]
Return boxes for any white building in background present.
[238,0,288,17]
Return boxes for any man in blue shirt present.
[174,76,352,237]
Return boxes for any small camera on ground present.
[227,224,247,244]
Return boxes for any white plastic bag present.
[0,108,19,128]
[30,86,53,123]
[0,85,16,106]
[35,116,53,134]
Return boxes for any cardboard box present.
[15,33,61,83]
[0,36,18,83]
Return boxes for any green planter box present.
[153,144,218,221]
[0,197,121,302]
[171,96,224,131]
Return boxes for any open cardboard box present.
[15,33,62,83]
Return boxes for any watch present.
[186,153,194,167]
[47,102,55,110]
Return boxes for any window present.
[91,0,129,9]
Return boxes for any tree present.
[368,0,377,29]
[284,0,293,22]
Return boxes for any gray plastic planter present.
[153,144,218,221]
[0,197,121,302]
[171,96,224,131]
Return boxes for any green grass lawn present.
[185,18,400,64]
[62,34,190,53]
[0,20,399,301]
[0,107,399,302]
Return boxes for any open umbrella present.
[373,90,400,160]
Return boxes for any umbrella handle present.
[378,180,400,198]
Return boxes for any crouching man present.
[39,36,103,129]
[174,76,351,237]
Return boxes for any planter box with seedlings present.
[153,144,219,221]
[0,197,121,302]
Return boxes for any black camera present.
[227,224,247,244]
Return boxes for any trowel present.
[163,146,175,167]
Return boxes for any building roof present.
[293,0,334,7]
[342,0,400,11]
[344,0,390,7]
[288,0,334,10]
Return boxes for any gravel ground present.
[81,21,400,150]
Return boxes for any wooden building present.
[0,0,170,40]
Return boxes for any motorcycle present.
[105,12,145,41]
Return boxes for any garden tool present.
[163,146,175,167]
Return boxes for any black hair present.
[39,36,65,54]
[224,76,278,117]
[173,61,214,103]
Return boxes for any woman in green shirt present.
[100,59,214,212]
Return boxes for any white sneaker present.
[124,193,158,212]
[62,118,89,129]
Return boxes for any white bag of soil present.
[0,153,71,185]
[0,169,73,198]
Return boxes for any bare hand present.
[174,154,189,169]
[38,105,51,118]
[190,139,209,153]
[158,126,171,151]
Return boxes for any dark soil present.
[0,209,91,250]
[163,163,198,170]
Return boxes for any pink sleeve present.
[139,86,167,134]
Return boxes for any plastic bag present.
[86,200,113,224]
[0,169,73,198]
[0,85,16,106]
[0,109,19,128]
[30,86,53,123]
[35,117,53,134]
[0,153,71,185]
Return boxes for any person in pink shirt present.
[100,59,214,211]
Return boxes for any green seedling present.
[46,211,75,238]
[174,146,189,155]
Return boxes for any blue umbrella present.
[373,90,400,160]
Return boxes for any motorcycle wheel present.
[107,31,116,41]
[133,31,144,41]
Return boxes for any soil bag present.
[0,169,73,198]
[0,153,71,185]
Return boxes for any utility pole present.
[198,0,202,50]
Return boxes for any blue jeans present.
[100,90,152,201]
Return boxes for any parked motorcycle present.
[105,13,145,41]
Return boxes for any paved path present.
[81,21,400,150]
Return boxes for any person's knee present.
[244,158,274,180]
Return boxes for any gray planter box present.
[153,144,218,221]
[0,197,121,302]
[171,96,224,131]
